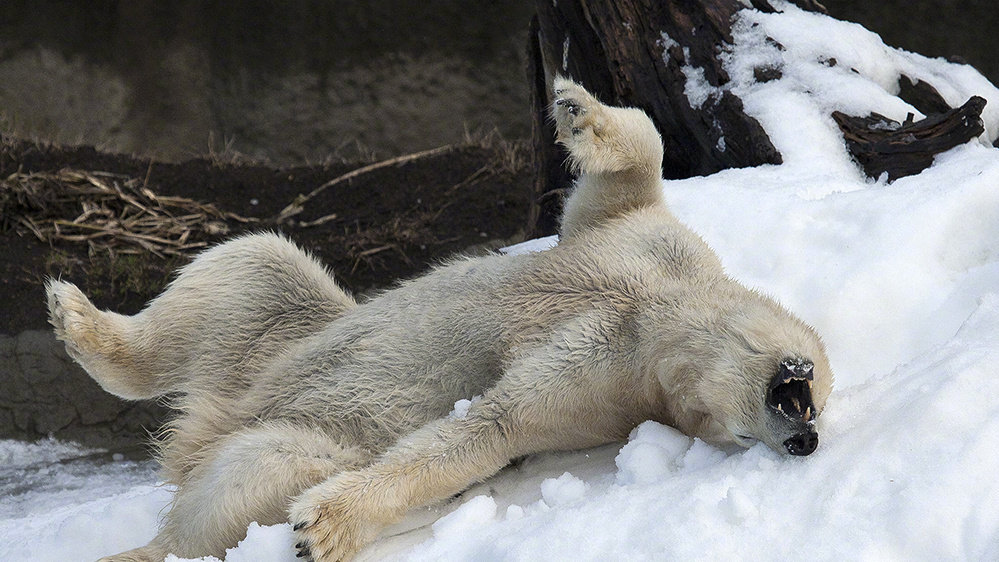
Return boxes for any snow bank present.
[0,442,166,562]
[4,4,999,561]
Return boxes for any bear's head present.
[646,287,834,456]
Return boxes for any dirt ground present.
[0,134,537,447]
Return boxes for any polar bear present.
[46,78,833,562]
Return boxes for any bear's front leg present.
[289,398,529,561]
[289,317,634,561]
[289,470,391,561]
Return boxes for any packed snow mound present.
[614,422,693,485]
[3,4,999,561]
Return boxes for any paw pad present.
[555,97,584,116]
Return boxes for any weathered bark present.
[526,15,573,238]
[832,96,986,181]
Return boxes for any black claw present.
[296,548,310,558]
[555,98,584,117]
[296,540,307,549]
[293,521,307,531]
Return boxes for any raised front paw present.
[289,473,389,562]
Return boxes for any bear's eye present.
[767,358,816,422]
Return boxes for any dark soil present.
[1,134,535,333]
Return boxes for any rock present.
[0,330,167,449]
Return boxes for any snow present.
[539,472,587,507]
[429,495,498,539]
[448,396,481,420]
[680,47,713,109]
[614,422,690,485]
[163,523,299,562]
[4,4,999,561]
[657,32,679,52]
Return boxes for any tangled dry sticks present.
[1,169,257,258]
[1,132,529,281]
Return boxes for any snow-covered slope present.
[4,3,998,560]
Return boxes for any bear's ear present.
[767,358,816,422]
[654,356,699,395]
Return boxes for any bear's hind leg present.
[46,232,355,400]
[46,279,156,400]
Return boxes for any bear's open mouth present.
[767,358,816,422]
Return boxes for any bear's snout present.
[783,430,818,456]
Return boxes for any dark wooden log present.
[526,14,573,238]
[534,0,798,176]
[526,0,830,237]
[897,75,951,116]
[832,96,986,181]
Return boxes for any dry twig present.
[276,145,454,224]
[1,169,257,256]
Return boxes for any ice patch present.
[0,438,102,469]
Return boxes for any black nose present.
[783,431,818,456]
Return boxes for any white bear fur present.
[46,78,832,562]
